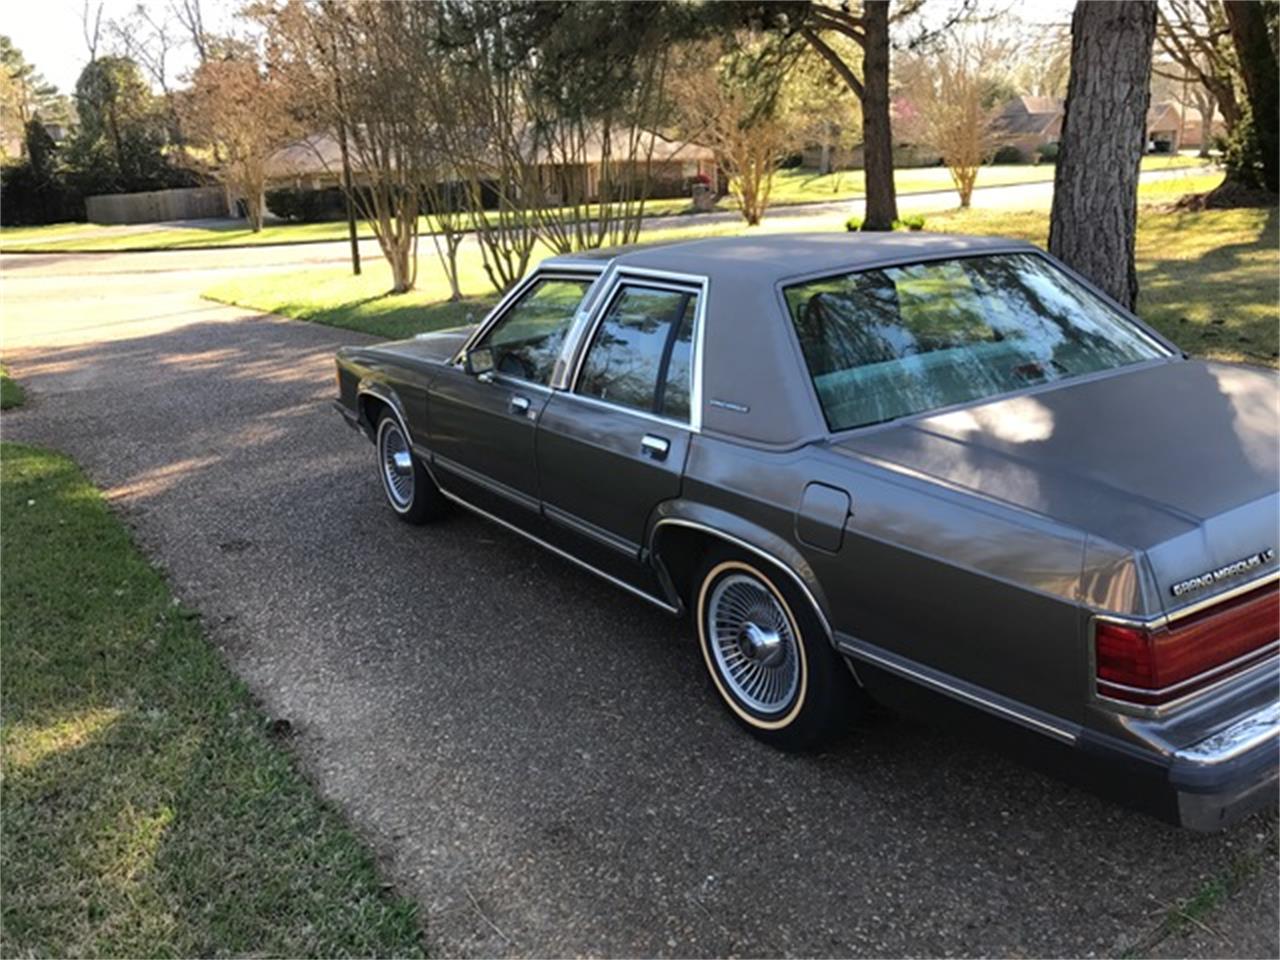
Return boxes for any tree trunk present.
[1194,88,1217,158]
[1223,0,1279,193]
[1048,1,1156,311]
[860,0,897,231]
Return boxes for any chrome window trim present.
[777,248,1177,442]
[453,267,606,366]
[1088,571,1280,719]
[483,372,554,396]
[555,260,621,386]
[564,267,710,433]
[553,386,694,432]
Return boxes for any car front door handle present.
[510,394,531,416]
[640,434,670,461]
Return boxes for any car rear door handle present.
[509,394,531,416]
[641,434,670,461]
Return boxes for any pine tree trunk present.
[1223,0,1279,194]
[860,1,898,231]
[1048,1,1156,311]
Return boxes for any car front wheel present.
[375,410,446,524]
[695,549,861,750]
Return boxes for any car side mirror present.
[464,347,494,378]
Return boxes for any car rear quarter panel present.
[675,433,1097,725]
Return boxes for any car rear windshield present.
[783,253,1167,431]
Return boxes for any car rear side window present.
[481,277,592,386]
[784,253,1166,431]
[577,285,698,421]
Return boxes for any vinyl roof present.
[545,232,1043,447]
[546,232,1039,282]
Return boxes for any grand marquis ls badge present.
[1171,548,1276,597]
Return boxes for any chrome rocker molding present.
[836,633,1080,745]
[357,383,679,616]
[433,479,681,616]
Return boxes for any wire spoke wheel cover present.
[378,418,414,511]
[700,562,807,727]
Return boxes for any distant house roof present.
[265,128,714,182]
[1147,101,1185,134]
[992,96,1064,138]
[264,132,350,180]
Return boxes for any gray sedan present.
[333,233,1278,830]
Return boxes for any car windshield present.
[783,253,1168,431]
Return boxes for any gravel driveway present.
[2,249,1275,958]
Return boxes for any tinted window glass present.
[578,286,698,419]
[784,253,1165,431]
[482,278,591,386]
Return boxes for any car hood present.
[365,325,478,366]
[834,359,1279,606]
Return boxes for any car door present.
[536,280,700,579]
[428,274,594,526]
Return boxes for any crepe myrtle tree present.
[671,38,798,227]
[264,0,445,294]
[182,55,302,232]
[897,32,1009,208]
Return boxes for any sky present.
[3,0,1079,99]
[1,0,237,95]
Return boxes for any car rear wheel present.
[375,411,446,524]
[695,548,861,751]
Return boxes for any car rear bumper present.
[846,647,1277,830]
[1167,700,1280,831]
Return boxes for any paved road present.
[2,231,1276,958]
[1,164,1213,274]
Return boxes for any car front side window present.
[480,277,592,386]
[577,285,698,420]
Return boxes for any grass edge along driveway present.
[0,442,427,958]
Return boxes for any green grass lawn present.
[0,442,426,957]
[201,219,742,340]
[767,152,1207,205]
[1,155,1210,253]
[204,172,1277,366]
[1,366,26,409]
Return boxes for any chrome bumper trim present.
[1175,700,1280,766]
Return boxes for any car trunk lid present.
[833,359,1279,613]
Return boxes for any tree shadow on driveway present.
[4,311,1276,960]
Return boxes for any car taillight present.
[1096,582,1279,706]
